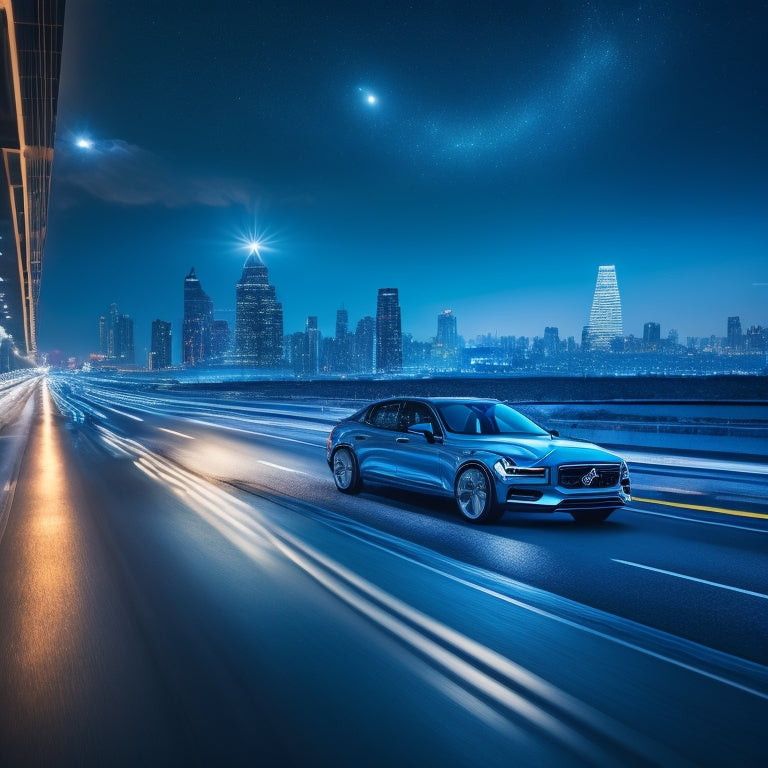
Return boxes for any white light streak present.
[157,427,194,440]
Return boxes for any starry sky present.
[39,0,768,361]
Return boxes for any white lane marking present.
[158,427,195,440]
[627,506,768,534]
[88,422,768,713]
[323,513,768,702]
[258,460,310,476]
[261,521,678,765]
[111,428,660,761]
[613,559,768,600]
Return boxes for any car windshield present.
[435,401,548,436]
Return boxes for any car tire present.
[454,465,501,524]
[570,509,613,524]
[332,447,361,494]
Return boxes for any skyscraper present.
[150,319,172,369]
[727,316,742,350]
[585,266,623,351]
[543,326,560,356]
[436,309,457,349]
[99,302,134,364]
[353,316,375,374]
[304,315,319,375]
[333,307,351,373]
[182,268,214,365]
[234,249,283,367]
[434,309,459,369]
[643,322,661,349]
[118,314,135,364]
[211,319,231,359]
[376,288,402,373]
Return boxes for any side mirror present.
[549,429,559,438]
[408,422,436,443]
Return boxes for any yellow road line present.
[633,496,768,520]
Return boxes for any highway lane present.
[49,374,768,665]
[0,373,42,542]
[1,374,767,765]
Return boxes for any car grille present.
[557,495,626,511]
[558,463,620,489]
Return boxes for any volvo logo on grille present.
[581,467,598,486]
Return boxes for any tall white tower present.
[586,265,623,350]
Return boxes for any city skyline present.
[82,256,764,372]
[36,2,767,360]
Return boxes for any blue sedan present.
[326,397,631,524]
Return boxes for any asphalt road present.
[0,373,766,766]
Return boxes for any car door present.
[355,400,403,481]
[393,401,443,490]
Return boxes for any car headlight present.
[493,456,547,480]
[620,461,631,492]
[493,456,515,478]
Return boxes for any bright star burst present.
[233,222,278,261]
[76,137,94,149]
[358,87,378,107]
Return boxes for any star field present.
[39,1,768,359]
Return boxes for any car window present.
[401,401,442,436]
[436,402,547,435]
[492,403,548,434]
[367,402,402,431]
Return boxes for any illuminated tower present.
[150,319,172,369]
[333,307,351,372]
[643,322,661,349]
[99,302,134,363]
[436,309,457,349]
[585,266,623,351]
[354,316,375,374]
[212,319,231,359]
[234,249,283,367]
[304,315,319,375]
[434,309,459,369]
[183,267,214,365]
[727,316,742,350]
[376,288,402,373]
[543,326,560,356]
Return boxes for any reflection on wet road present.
[0,373,766,765]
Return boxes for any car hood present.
[446,434,622,465]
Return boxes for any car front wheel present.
[332,447,361,494]
[454,465,501,524]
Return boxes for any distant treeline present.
[166,374,768,404]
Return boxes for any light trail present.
[157,427,194,439]
[91,423,678,763]
[188,418,323,447]
[99,405,143,421]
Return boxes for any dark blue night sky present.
[40,1,768,361]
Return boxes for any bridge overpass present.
[0,0,65,368]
